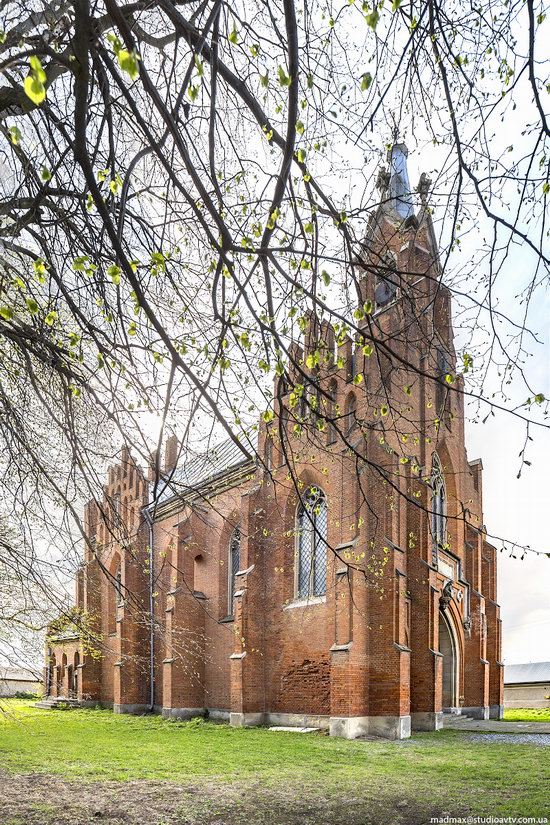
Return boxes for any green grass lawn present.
[1,700,549,824]
[504,707,550,722]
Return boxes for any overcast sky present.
[466,316,550,665]
[399,141,550,666]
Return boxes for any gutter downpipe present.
[142,506,155,713]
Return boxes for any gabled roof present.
[150,432,258,508]
[504,661,550,685]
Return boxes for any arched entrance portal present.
[439,611,459,710]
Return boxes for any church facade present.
[45,146,504,739]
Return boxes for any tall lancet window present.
[431,453,447,561]
[375,252,398,310]
[296,487,328,598]
[228,526,241,614]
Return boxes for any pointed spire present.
[387,143,414,221]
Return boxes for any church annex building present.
[44,146,504,739]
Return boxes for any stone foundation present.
[329,714,411,740]
[229,712,264,727]
[411,711,443,731]
[461,705,490,720]
[265,712,329,730]
[113,703,149,715]
[161,707,205,720]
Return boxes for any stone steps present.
[35,696,82,710]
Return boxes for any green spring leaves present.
[462,353,474,373]
[524,393,546,407]
[278,66,291,87]
[108,265,121,285]
[365,7,380,29]
[24,56,46,105]
[8,126,21,145]
[361,72,373,91]
[0,306,15,321]
[107,34,140,81]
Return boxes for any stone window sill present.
[219,615,235,624]
[330,642,353,652]
[283,595,326,610]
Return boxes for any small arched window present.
[349,341,357,382]
[72,651,80,696]
[228,526,241,614]
[108,554,122,635]
[194,553,207,596]
[296,486,328,598]
[299,387,308,421]
[49,652,56,695]
[345,392,357,433]
[112,491,121,517]
[436,347,452,414]
[326,380,338,445]
[265,433,273,471]
[431,453,447,553]
[115,563,123,605]
[333,332,339,368]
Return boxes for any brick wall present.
[53,203,503,732]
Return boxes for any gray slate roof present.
[151,432,257,507]
[504,661,550,685]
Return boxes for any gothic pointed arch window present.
[374,252,398,310]
[431,453,447,560]
[296,486,328,598]
[228,526,241,614]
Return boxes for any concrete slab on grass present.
[268,726,321,733]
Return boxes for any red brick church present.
[44,145,504,738]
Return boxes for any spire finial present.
[386,142,414,221]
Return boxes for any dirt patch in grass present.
[2,703,548,821]
[0,769,457,825]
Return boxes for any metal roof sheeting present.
[504,661,550,685]
[151,432,258,507]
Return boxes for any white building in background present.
[0,667,42,697]
[504,662,550,709]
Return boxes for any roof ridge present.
[151,430,258,507]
